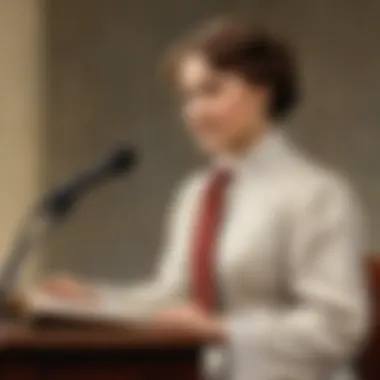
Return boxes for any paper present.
[25,290,149,326]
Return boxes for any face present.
[176,53,270,156]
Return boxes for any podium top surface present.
[0,322,209,350]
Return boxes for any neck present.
[223,121,269,160]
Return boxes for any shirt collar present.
[213,127,288,177]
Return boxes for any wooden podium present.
[0,322,205,379]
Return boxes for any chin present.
[197,139,230,156]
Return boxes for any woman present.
[41,18,369,380]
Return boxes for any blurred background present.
[0,0,379,284]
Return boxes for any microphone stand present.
[0,190,76,320]
[0,145,137,320]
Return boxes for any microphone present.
[0,145,138,312]
[39,146,138,219]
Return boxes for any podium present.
[0,323,205,379]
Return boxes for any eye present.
[177,79,221,106]
[200,78,222,96]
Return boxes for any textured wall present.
[42,0,380,280]
[0,0,44,284]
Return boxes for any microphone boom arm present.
[0,145,138,319]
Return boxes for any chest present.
[182,176,292,302]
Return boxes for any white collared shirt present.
[119,128,369,380]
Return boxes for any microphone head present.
[40,145,139,219]
[106,146,138,176]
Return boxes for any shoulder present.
[176,168,206,195]
[278,140,364,221]
[169,168,206,207]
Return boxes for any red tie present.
[191,169,231,312]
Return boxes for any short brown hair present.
[164,18,299,119]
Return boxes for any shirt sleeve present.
[223,177,370,380]
[95,175,196,319]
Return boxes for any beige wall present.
[0,0,44,283]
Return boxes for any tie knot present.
[211,168,232,189]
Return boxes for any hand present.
[38,274,97,300]
[154,304,225,341]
